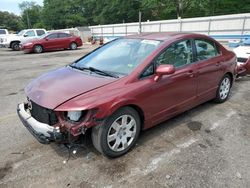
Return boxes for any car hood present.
[25,67,117,109]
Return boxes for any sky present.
[0,0,43,15]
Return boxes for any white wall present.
[89,13,250,37]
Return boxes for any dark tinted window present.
[155,40,193,68]
[36,30,45,36]
[47,33,58,39]
[0,30,6,34]
[195,39,219,61]
[58,33,71,38]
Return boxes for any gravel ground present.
[0,46,249,188]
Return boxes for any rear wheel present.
[11,42,20,51]
[214,74,231,103]
[70,42,77,50]
[33,45,43,53]
[91,107,141,158]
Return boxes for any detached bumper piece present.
[17,103,63,144]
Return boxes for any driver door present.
[142,39,198,126]
[43,33,60,49]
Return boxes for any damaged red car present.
[17,32,237,158]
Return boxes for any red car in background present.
[21,32,82,53]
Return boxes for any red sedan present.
[17,32,236,158]
[21,32,82,53]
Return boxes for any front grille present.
[30,101,58,125]
[237,57,248,63]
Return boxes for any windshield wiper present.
[88,66,119,78]
[69,64,119,78]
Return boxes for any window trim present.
[139,38,196,79]
[193,38,221,63]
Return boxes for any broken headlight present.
[66,110,85,122]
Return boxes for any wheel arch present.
[10,40,20,46]
[224,72,234,87]
[106,103,145,131]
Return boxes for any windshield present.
[17,30,26,36]
[72,38,161,76]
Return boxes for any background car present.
[233,39,250,77]
[21,32,83,53]
[0,29,46,50]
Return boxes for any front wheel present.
[11,42,20,51]
[33,45,43,53]
[91,107,141,158]
[214,74,232,103]
[69,42,77,50]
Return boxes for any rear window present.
[58,33,71,38]
[0,30,7,34]
[195,39,219,61]
[36,30,45,36]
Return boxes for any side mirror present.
[23,34,28,37]
[154,64,175,82]
[45,38,49,41]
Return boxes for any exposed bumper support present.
[17,103,62,144]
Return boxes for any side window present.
[24,30,35,37]
[36,30,45,36]
[141,64,154,78]
[195,39,219,61]
[155,40,193,68]
[58,33,71,38]
[47,33,58,39]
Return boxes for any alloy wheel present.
[219,77,230,100]
[107,115,136,152]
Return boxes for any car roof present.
[126,32,208,41]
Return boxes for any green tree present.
[0,11,22,31]
[42,0,86,29]
[19,1,44,29]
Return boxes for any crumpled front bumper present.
[17,103,63,144]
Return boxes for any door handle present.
[186,70,194,77]
[215,62,221,66]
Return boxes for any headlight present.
[67,111,83,122]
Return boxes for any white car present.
[0,29,46,50]
[233,40,250,76]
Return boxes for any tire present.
[91,107,141,158]
[11,42,20,51]
[70,42,77,50]
[214,74,232,103]
[33,45,43,53]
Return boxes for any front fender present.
[95,97,139,119]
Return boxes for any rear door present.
[58,33,71,48]
[194,38,224,100]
